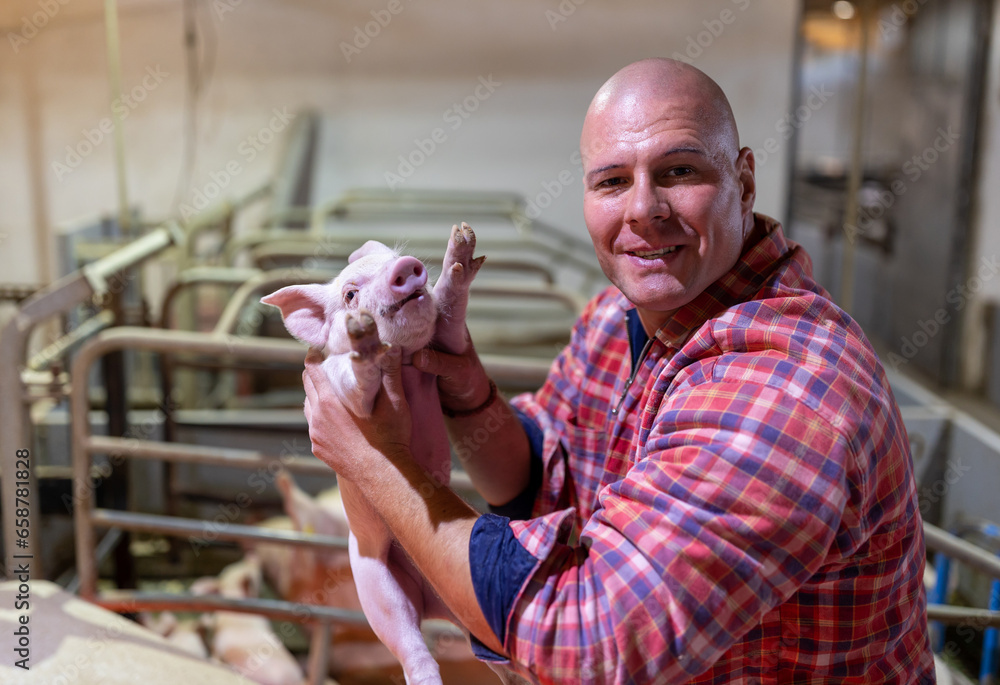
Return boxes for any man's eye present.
[597,177,627,188]
[344,290,358,303]
[667,166,694,177]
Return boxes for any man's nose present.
[623,177,670,227]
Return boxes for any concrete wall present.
[0,0,798,303]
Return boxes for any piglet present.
[195,554,306,685]
[139,610,209,659]
[261,223,484,685]
[267,470,360,613]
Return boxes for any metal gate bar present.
[68,324,550,683]
[90,509,350,551]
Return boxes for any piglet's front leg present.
[433,222,484,354]
[325,309,389,417]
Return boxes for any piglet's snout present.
[388,256,427,297]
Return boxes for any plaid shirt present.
[469,215,935,684]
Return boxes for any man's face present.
[581,89,755,334]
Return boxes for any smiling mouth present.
[382,289,425,316]
[626,246,680,260]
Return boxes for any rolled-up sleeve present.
[467,296,603,663]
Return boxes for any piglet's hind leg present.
[350,531,442,685]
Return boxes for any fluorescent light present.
[833,0,856,19]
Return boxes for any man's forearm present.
[350,444,506,655]
[445,394,533,507]
[412,345,534,508]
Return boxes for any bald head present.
[582,58,741,164]
[578,58,757,334]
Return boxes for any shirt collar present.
[623,213,792,350]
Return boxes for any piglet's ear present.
[260,284,330,348]
[348,240,393,263]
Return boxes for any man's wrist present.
[441,379,498,418]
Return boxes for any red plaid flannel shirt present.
[472,215,935,684]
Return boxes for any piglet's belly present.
[401,365,452,485]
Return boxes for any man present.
[303,58,935,683]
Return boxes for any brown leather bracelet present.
[440,380,498,418]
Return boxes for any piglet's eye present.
[344,290,357,304]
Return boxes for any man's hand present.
[414,336,534,508]
[302,346,412,480]
[413,330,493,413]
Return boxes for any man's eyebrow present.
[586,163,625,182]
[585,147,706,182]
[662,146,705,158]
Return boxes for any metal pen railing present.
[0,222,186,578]
[925,521,1000,681]
[67,325,549,685]
[924,522,1000,633]
[0,183,286,579]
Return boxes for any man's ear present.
[260,284,331,348]
[737,146,757,215]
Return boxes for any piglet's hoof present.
[443,222,485,285]
[347,310,388,362]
